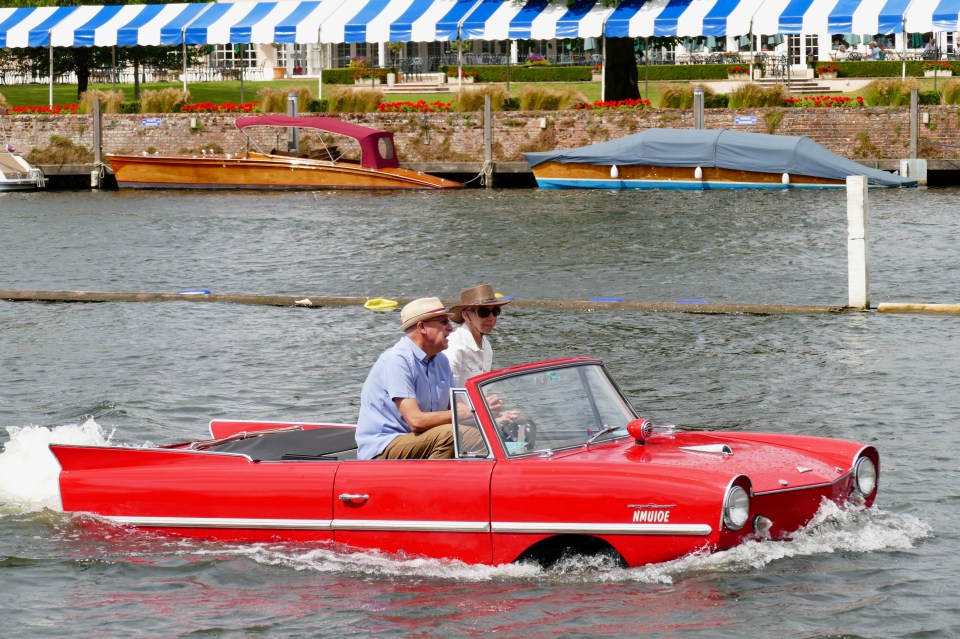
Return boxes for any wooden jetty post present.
[483,95,493,188]
[91,99,103,190]
[847,175,870,310]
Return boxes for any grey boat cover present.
[523,128,916,187]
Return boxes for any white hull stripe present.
[103,516,711,536]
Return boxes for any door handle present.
[338,493,369,503]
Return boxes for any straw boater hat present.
[449,283,510,324]
[400,297,454,331]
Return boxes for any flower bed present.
[7,103,78,114]
[783,95,864,108]
[446,69,478,79]
[574,97,652,110]
[181,102,259,113]
[377,100,453,113]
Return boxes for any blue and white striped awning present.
[460,0,615,41]
[2,0,960,49]
[605,0,733,38]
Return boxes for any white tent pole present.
[182,41,188,92]
[318,33,324,101]
[48,45,53,107]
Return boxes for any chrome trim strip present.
[492,522,712,536]
[332,520,491,533]
[753,472,851,496]
[101,516,710,536]
[108,516,333,530]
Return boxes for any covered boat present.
[524,128,917,190]
[108,115,463,190]
[0,145,47,191]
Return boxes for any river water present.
[1,186,958,638]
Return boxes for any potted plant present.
[524,53,549,67]
[817,63,840,79]
[924,60,953,76]
[727,65,748,80]
[446,68,478,83]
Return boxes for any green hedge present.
[834,60,960,78]
[636,64,729,81]
[441,65,592,82]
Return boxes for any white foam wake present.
[0,419,113,512]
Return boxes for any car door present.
[332,390,495,564]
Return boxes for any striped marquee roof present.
[1,0,959,49]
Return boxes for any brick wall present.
[3,107,957,162]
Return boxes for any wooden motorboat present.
[524,128,917,190]
[0,146,47,191]
[108,115,463,190]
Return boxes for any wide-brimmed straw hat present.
[449,283,510,324]
[400,297,454,331]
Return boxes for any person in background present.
[924,39,938,59]
[836,44,848,60]
[867,41,881,60]
[355,297,457,460]
[446,283,510,387]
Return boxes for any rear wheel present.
[515,535,625,568]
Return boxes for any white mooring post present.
[847,175,870,309]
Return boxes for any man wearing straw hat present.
[356,297,458,460]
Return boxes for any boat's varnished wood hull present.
[531,161,845,190]
[108,153,463,190]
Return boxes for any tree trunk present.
[603,37,640,102]
[76,67,90,100]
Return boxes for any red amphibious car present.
[50,358,879,567]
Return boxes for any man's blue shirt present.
[356,336,454,460]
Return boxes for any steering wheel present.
[500,417,537,452]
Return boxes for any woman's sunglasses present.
[474,306,502,318]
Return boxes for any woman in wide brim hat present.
[445,283,510,387]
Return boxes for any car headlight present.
[723,485,750,531]
[853,456,877,498]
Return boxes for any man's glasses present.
[474,306,502,318]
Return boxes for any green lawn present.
[0,77,941,110]
[0,78,606,107]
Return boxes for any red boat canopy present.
[235,115,399,170]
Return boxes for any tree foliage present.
[0,0,206,100]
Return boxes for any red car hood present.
[551,431,857,494]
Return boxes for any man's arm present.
[395,397,451,434]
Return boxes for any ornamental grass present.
[940,78,960,104]
[257,85,316,112]
[862,78,919,106]
[454,85,509,112]
[324,87,383,113]
[79,88,124,114]
[139,88,190,113]
[728,83,787,108]
[659,83,714,108]
[517,86,586,111]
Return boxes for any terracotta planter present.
[272,67,286,80]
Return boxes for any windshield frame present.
[476,361,639,458]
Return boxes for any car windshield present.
[478,362,637,456]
